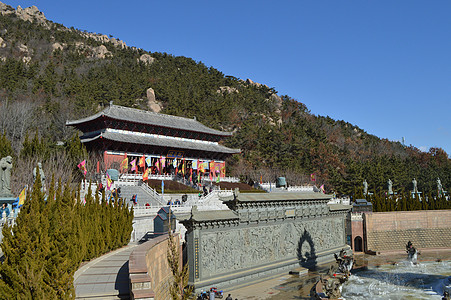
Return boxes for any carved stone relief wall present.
[199,216,344,278]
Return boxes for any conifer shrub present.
[0,172,133,298]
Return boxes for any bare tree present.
[0,98,38,151]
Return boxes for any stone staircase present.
[117,185,164,207]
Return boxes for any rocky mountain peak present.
[0,2,47,26]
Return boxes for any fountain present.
[308,242,451,300]
[340,245,451,300]
[312,249,354,299]
[406,241,419,265]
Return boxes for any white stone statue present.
[412,178,418,194]
[0,156,13,196]
[33,162,46,192]
[363,179,368,195]
[437,178,443,195]
[388,179,393,195]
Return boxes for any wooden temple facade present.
[66,104,240,178]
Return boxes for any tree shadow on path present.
[115,261,131,299]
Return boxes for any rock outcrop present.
[0,2,48,28]
[0,2,128,52]
[0,37,6,48]
[110,37,126,49]
[92,45,111,59]
[217,86,239,94]
[52,42,64,51]
[146,88,162,113]
[80,32,127,49]
[21,56,31,64]
[0,2,14,15]
[18,43,28,53]
[16,5,47,24]
[138,54,155,65]
[245,78,268,89]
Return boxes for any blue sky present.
[5,1,451,155]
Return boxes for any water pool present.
[342,260,451,299]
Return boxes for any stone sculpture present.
[406,241,419,264]
[437,178,443,195]
[363,179,368,195]
[388,179,393,195]
[33,162,46,192]
[412,178,418,194]
[334,249,354,276]
[324,277,342,299]
[0,156,13,196]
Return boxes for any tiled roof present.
[220,191,332,202]
[66,104,232,136]
[190,209,239,222]
[328,204,353,211]
[80,130,240,154]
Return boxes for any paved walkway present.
[74,244,137,299]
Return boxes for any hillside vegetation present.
[0,2,449,197]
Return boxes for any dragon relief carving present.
[199,217,345,278]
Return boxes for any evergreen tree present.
[0,168,133,297]
[0,169,56,299]
[421,192,428,210]
[45,182,78,298]
[0,133,13,158]
[401,191,408,211]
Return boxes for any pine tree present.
[421,192,428,210]
[0,169,57,299]
[401,191,407,211]
[0,133,13,158]
[45,182,78,298]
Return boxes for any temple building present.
[66,104,240,178]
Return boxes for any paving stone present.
[75,245,137,299]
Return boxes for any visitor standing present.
[0,203,10,219]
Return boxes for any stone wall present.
[129,233,180,300]
[199,217,344,279]
[183,192,351,291]
[365,210,451,252]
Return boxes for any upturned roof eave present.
[65,111,105,126]
[79,132,241,154]
[66,104,233,137]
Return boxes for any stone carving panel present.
[199,216,344,278]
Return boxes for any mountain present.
[0,2,449,195]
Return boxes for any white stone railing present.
[202,176,240,183]
[259,183,315,192]
[328,197,351,205]
[132,189,234,217]
[186,189,233,205]
[0,216,16,228]
[288,186,315,192]
[133,204,191,217]
[140,181,166,205]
